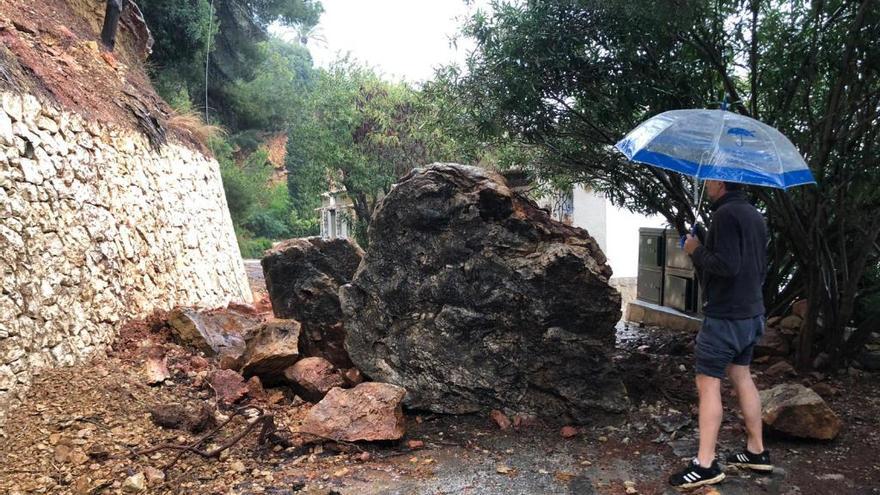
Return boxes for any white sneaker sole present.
[729,462,774,472]
[676,472,726,489]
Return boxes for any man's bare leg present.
[727,364,764,453]
[696,374,723,467]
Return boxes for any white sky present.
[273,0,488,84]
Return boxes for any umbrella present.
[615,109,816,190]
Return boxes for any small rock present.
[299,382,406,442]
[490,410,512,430]
[765,360,796,378]
[229,460,247,473]
[143,467,165,486]
[780,315,803,331]
[512,414,538,428]
[284,357,346,402]
[144,351,171,385]
[496,464,513,474]
[755,327,791,357]
[246,376,266,399]
[560,426,578,438]
[407,440,425,449]
[810,382,838,398]
[122,473,146,493]
[817,473,845,481]
[209,369,248,404]
[791,300,808,319]
[344,368,364,386]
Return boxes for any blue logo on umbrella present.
[727,127,755,147]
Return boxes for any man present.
[668,180,773,489]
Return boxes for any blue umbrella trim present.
[626,149,816,189]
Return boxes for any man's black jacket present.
[690,191,768,319]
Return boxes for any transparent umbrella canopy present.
[615,109,816,190]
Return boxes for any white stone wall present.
[0,92,252,419]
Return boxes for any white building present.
[541,185,665,279]
[317,189,355,240]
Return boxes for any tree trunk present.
[101,0,127,51]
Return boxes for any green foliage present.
[287,59,449,237]
[226,39,315,129]
[437,0,880,364]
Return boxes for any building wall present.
[571,184,607,252]
[0,92,252,421]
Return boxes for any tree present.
[287,60,443,244]
[435,0,880,367]
[137,0,322,127]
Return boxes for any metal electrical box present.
[664,230,695,270]
[639,228,666,268]
[637,266,664,304]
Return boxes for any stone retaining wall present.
[0,92,252,421]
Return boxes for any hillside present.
[0,0,198,148]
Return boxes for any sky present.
[274,0,667,278]
[272,0,488,84]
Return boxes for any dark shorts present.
[695,315,765,379]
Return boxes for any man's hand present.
[684,234,701,255]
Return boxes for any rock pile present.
[341,163,627,422]
[262,237,363,369]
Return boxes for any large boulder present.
[262,237,363,368]
[299,382,406,442]
[340,163,627,422]
[760,383,842,440]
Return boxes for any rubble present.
[284,357,346,402]
[208,369,249,404]
[341,164,627,423]
[760,383,842,440]
[143,351,170,385]
[299,382,407,442]
[490,409,512,430]
[262,237,363,368]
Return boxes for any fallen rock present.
[560,426,579,438]
[122,472,146,493]
[343,368,364,386]
[284,357,346,403]
[240,320,301,385]
[143,351,170,385]
[765,360,796,378]
[299,382,406,442]
[755,327,790,357]
[149,403,215,433]
[780,315,804,332]
[209,369,249,404]
[167,307,261,357]
[490,409,511,430]
[340,164,626,422]
[810,382,839,398]
[760,383,842,440]
[856,350,880,371]
[791,299,809,319]
[246,376,266,399]
[262,237,363,368]
[407,439,425,449]
[144,466,165,486]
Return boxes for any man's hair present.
[723,181,742,191]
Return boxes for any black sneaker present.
[726,449,773,472]
[669,458,725,489]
